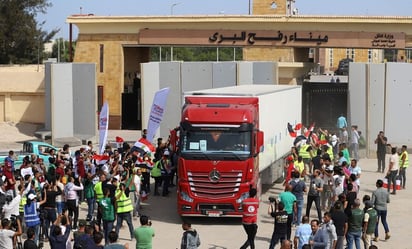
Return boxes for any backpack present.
[151,161,162,177]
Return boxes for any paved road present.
[33,157,409,249]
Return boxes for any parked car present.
[0,141,58,177]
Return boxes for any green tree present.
[0,0,58,64]
[150,47,243,62]
[50,38,75,62]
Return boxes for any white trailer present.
[186,84,302,184]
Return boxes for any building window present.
[99,44,104,73]
[98,86,104,112]
[406,49,412,63]
[329,49,334,68]
[346,48,355,61]
[368,49,373,63]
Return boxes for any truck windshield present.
[181,130,251,157]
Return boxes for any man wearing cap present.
[24,190,47,245]
[4,150,15,172]
[3,156,16,197]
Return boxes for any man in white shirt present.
[133,168,142,217]
[0,215,22,249]
[387,147,399,195]
[350,125,360,161]
[348,159,362,190]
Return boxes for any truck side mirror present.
[256,131,264,154]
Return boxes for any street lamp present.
[171,2,181,15]
[170,2,181,61]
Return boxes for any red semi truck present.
[171,85,301,217]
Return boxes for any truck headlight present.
[236,192,250,204]
[180,191,194,203]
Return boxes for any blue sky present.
[37,0,412,39]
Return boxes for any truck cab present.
[176,96,263,217]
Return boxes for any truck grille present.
[187,171,242,198]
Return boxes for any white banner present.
[146,87,170,143]
[99,102,109,155]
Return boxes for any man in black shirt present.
[268,202,289,249]
[102,177,118,199]
[374,131,387,173]
[42,182,62,240]
[311,149,322,173]
[24,227,38,249]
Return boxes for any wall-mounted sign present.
[138,29,405,49]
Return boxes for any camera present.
[148,220,152,226]
[268,196,277,203]
[10,215,18,230]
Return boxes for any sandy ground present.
[0,122,39,150]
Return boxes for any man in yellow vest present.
[94,174,106,227]
[399,145,409,189]
[115,183,135,240]
[299,143,312,176]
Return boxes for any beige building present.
[67,7,412,128]
[3,0,412,127]
[0,65,45,124]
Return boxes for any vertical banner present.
[146,87,170,143]
[99,102,109,155]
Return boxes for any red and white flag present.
[92,154,110,165]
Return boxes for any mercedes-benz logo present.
[209,169,221,183]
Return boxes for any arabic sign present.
[138,29,405,49]
[209,31,329,45]
[371,33,398,48]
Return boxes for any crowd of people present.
[0,130,200,249]
[0,119,407,249]
[239,120,405,249]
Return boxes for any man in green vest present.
[97,188,115,245]
[347,199,364,249]
[362,200,377,249]
[115,183,135,240]
[399,145,409,189]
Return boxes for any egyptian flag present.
[115,136,124,149]
[92,154,110,165]
[288,122,297,138]
[137,137,156,152]
[304,122,315,138]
